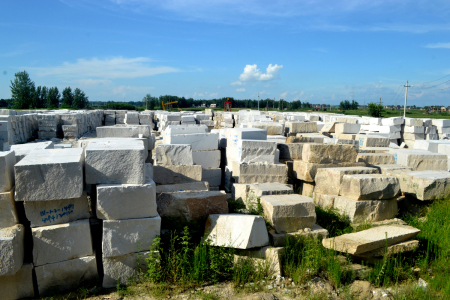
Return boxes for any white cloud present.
[280,91,288,98]
[29,56,180,79]
[239,64,283,81]
[236,88,246,92]
[425,42,450,49]
[209,92,218,97]
[75,79,113,87]
[231,81,243,86]
[112,85,155,95]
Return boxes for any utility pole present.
[379,97,382,107]
[266,98,269,111]
[403,80,411,118]
[258,93,260,111]
[273,98,275,110]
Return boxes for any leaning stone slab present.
[153,165,202,184]
[334,196,398,223]
[15,148,84,201]
[155,144,193,165]
[157,191,228,223]
[0,263,35,300]
[24,192,90,227]
[205,214,269,249]
[315,167,379,196]
[0,224,24,276]
[97,180,157,220]
[269,224,329,247]
[340,174,400,200]
[0,189,18,228]
[357,153,396,165]
[260,194,316,234]
[102,215,161,258]
[353,240,419,261]
[102,251,150,288]
[85,139,145,184]
[302,143,357,164]
[293,160,366,182]
[32,219,93,266]
[397,171,450,200]
[322,225,420,255]
[35,256,97,296]
[0,151,15,192]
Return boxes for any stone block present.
[0,224,24,276]
[232,162,288,184]
[0,189,18,228]
[205,214,269,249]
[397,171,450,200]
[269,224,329,246]
[403,133,425,140]
[302,143,357,164]
[35,256,97,296]
[277,143,303,160]
[102,216,161,258]
[153,165,202,184]
[313,192,336,208]
[155,181,209,193]
[393,149,448,171]
[320,122,336,133]
[249,122,284,135]
[340,174,400,200]
[0,263,35,300]
[294,133,325,143]
[155,144,193,165]
[403,126,424,133]
[234,139,277,164]
[285,122,317,133]
[370,164,413,174]
[334,196,398,223]
[293,160,366,182]
[145,162,153,181]
[301,181,315,197]
[353,240,419,261]
[157,191,228,223]
[0,151,15,192]
[235,246,284,277]
[431,119,450,127]
[97,180,157,220]
[97,126,139,138]
[315,167,379,196]
[335,123,361,134]
[193,150,220,169]
[8,141,51,162]
[167,133,218,151]
[358,135,390,148]
[15,148,84,201]
[357,153,396,165]
[404,118,423,126]
[322,225,420,255]
[201,168,221,187]
[260,194,316,233]
[85,139,145,184]
[102,251,150,288]
[32,219,93,266]
[24,193,90,227]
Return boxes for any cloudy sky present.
[1,0,450,105]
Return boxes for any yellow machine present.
[162,101,182,112]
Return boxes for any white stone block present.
[0,151,15,192]
[285,122,317,133]
[340,174,400,200]
[234,139,277,164]
[0,189,18,228]
[155,144,193,165]
[10,141,54,162]
[205,214,269,249]
[102,251,150,288]
[226,128,267,148]
[97,126,139,138]
[334,196,398,223]
[404,126,424,133]
[97,180,157,220]
[381,117,404,126]
[32,219,93,266]
[335,123,361,134]
[0,263,35,300]
[193,150,220,169]
[358,135,390,148]
[392,149,448,171]
[24,193,90,227]
[168,133,218,151]
[0,224,24,276]
[102,216,161,258]
[404,118,423,126]
[431,119,450,127]
[85,139,145,184]
[15,148,84,201]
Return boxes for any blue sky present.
[1,0,449,106]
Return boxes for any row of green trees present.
[339,100,359,111]
[9,71,89,109]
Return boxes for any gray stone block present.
[0,189,18,229]
[0,151,15,192]
[0,263,35,300]
[0,224,24,276]
[102,251,150,288]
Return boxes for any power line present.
[416,73,450,85]
[413,79,450,90]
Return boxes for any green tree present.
[339,100,351,110]
[47,87,60,108]
[40,86,48,108]
[351,100,359,110]
[73,88,89,109]
[61,87,74,108]
[10,70,35,109]
[142,93,157,110]
[368,102,384,117]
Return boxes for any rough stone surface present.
[102,216,161,258]
[236,140,277,163]
[201,168,222,187]
[153,165,202,184]
[335,123,361,134]
[0,151,15,192]
[334,196,398,223]
[155,181,209,193]
[353,240,419,260]
[302,143,357,164]
[277,143,303,160]
[315,167,379,196]
[193,150,220,169]
[285,122,317,133]
[10,141,54,162]
[394,149,448,171]
[32,219,93,266]
[313,192,337,209]
[340,174,400,200]
[322,225,420,255]
[358,135,390,148]
[0,263,35,300]
[155,144,193,165]
[205,214,269,249]
[85,139,145,184]
[102,251,151,288]
[24,193,90,227]
[0,224,24,276]
[97,126,139,138]
[269,224,329,246]
[260,194,316,233]
[157,191,228,223]
[235,246,284,277]
[167,133,218,151]
[357,153,396,165]
[293,160,366,182]
[15,148,84,201]
[371,164,413,174]
[397,171,450,200]
[232,162,288,184]
[301,181,315,197]
[97,180,157,220]
[0,189,18,228]
[35,256,97,296]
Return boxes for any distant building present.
[210,104,217,108]
[441,106,447,112]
